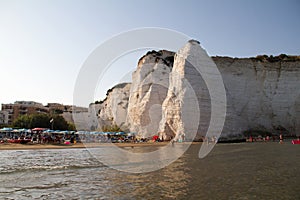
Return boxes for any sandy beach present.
[0,141,185,150]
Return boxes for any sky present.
[0,0,299,108]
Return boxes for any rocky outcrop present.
[158,40,217,141]
[126,50,175,137]
[92,42,300,139]
[97,83,131,130]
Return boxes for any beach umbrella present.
[0,127,13,132]
[32,128,47,131]
[12,129,24,133]
[58,131,69,135]
[152,135,159,141]
[114,132,125,135]
[23,129,31,133]
[54,130,61,133]
[127,132,136,136]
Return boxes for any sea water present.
[0,142,299,199]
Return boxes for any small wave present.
[0,164,104,175]
[23,182,68,190]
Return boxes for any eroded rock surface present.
[91,42,300,139]
[97,83,131,130]
[126,50,175,137]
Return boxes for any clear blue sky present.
[0,0,299,107]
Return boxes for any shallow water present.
[0,142,299,199]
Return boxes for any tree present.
[12,114,32,128]
[67,122,76,131]
[52,109,63,114]
[50,115,70,130]
[12,113,76,131]
[101,124,122,132]
[30,113,50,128]
[13,113,50,129]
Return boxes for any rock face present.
[213,56,300,136]
[91,41,300,139]
[126,50,175,137]
[97,83,131,131]
[158,40,211,141]
[88,103,102,131]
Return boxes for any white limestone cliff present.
[213,56,300,136]
[92,42,300,139]
[97,83,131,131]
[126,50,175,137]
[158,40,213,141]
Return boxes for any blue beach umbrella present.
[0,127,13,132]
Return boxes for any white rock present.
[126,50,175,137]
[214,56,300,136]
[97,83,131,131]
[159,40,220,141]
[91,42,300,139]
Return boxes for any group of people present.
[248,134,284,143]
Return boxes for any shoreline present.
[0,142,202,150]
[1,140,293,150]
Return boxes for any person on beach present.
[213,136,218,144]
[171,139,175,147]
[279,134,283,144]
[249,135,253,142]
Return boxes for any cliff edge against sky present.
[91,41,300,140]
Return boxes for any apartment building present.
[1,101,49,124]
[0,110,9,125]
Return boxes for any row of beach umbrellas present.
[75,131,136,136]
[0,128,136,136]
